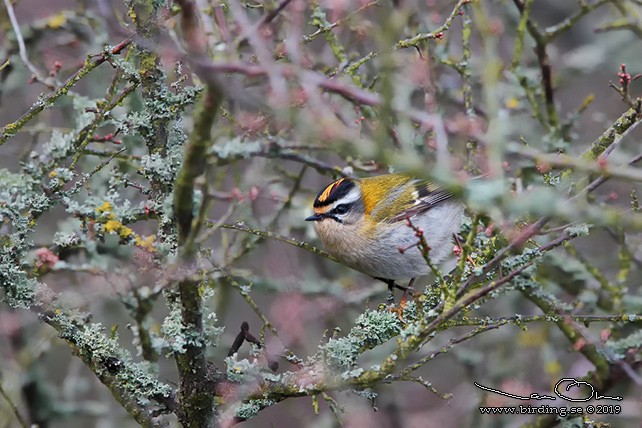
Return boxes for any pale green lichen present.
[0,253,39,308]
[0,169,39,207]
[159,295,221,355]
[52,316,172,401]
[209,138,262,159]
[72,95,101,129]
[606,329,642,359]
[113,83,200,151]
[234,399,276,420]
[351,388,378,404]
[109,56,140,82]
[203,309,224,349]
[24,102,92,174]
[564,223,592,237]
[501,248,541,272]
[0,206,39,308]
[160,305,190,354]
[342,367,364,379]
[225,355,264,383]
[139,149,182,185]
[319,309,401,371]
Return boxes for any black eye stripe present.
[333,204,350,214]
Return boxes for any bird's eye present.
[334,204,349,215]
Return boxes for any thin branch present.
[3,0,53,88]
[257,0,293,27]
[544,0,613,39]
[510,0,533,68]
[512,0,558,128]
[447,314,639,327]
[224,276,303,366]
[201,61,452,138]
[398,322,508,378]
[70,70,124,170]
[395,0,469,48]
[513,145,642,184]
[0,380,28,428]
[217,222,338,262]
[209,140,351,178]
[0,39,132,145]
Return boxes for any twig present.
[196,61,453,136]
[510,0,533,68]
[395,0,469,48]
[544,0,612,39]
[228,0,288,104]
[513,145,642,184]
[3,0,53,89]
[82,149,141,161]
[448,313,640,327]
[588,105,642,160]
[0,39,132,145]
[76,147,128,188]
[460,4,475,117]
[399,322,508,377]
[257,0,293,27]
[375,259,538,378]
[0,380,28,428]
[512,0,558,128]
[224,276,303,366]
[584,150,642,194]
[70,71,124,169]
[209,140,351,178]
[217,222,338,262]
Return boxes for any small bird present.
[305,173,463,292]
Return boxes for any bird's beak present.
[305,213,324,221]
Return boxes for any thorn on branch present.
[228,322,279,372]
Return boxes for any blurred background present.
[1,0,642,427]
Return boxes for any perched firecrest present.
[305,173,463,284]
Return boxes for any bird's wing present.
[388,180,455,223]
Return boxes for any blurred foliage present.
[0,0,642,427]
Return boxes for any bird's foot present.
[389,278,416,322]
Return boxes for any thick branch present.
[0,39,131,145]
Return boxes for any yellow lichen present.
[544,360,561,377]
[135,235,156,252]
[119,226,133,239]
[103,220,122,233]
[96,201,112,213]
[506,98,519,109]
[48,12,67,29]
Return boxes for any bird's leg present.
[373,277,398,304]
[391,278,416,322]
[398,278,416,306]
[391,279,416,295]
[386,279,396,305]
[374,277,416,307]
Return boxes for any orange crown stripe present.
[318,178,348,203]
